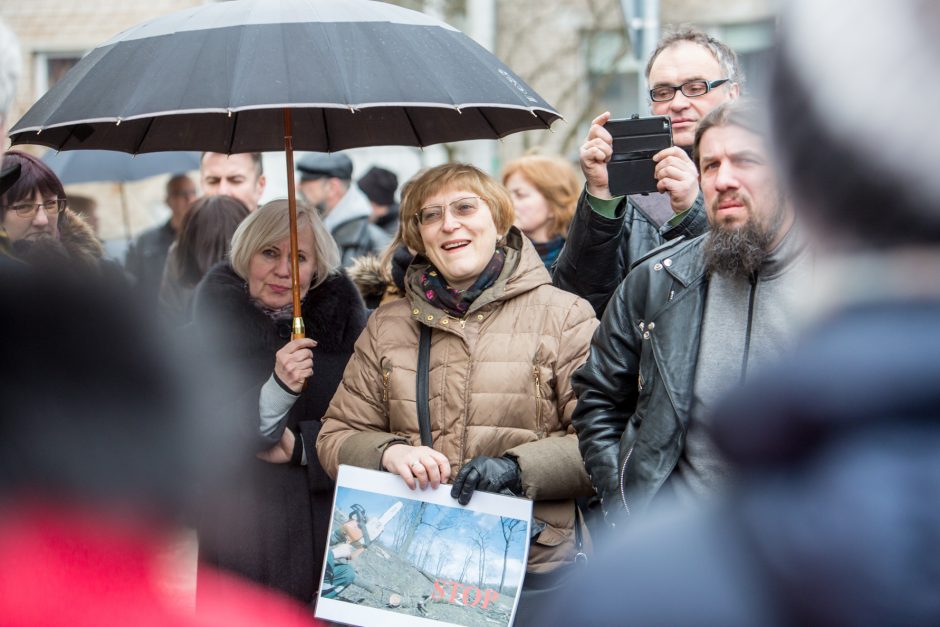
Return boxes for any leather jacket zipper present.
[618,444,635,516]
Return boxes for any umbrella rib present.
[402,108,424,147]
[321,108,331,152]
[476,108,501,140]
[226,111,239,154]
[132,116,157,154]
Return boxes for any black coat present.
[552,189,706,317]
[191,262,367,604]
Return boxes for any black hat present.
[297,152,353,182]
[358,166,398,206]
[0,162,21,196]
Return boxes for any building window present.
[34,51,83,98]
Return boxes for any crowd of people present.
[1,1,937,624]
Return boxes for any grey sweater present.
[668,222,812,504]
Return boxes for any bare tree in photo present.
[473,529,489,587]
[458,546,474,583]
[498,517,524,593]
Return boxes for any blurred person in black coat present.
[535,1,940,625]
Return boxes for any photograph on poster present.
[315,465,532,627]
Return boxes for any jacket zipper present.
[618,444,634,516]
[740,273,758,383]
[382,367,391,414]
[532,363,543,436]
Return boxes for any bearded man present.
[571,100,812,526]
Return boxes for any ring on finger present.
[411,461,424,471]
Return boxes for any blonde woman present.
[192,199,367,605]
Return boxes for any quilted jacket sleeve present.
[507,294,598,501]
[315,313,407,478]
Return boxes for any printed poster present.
[315,465,533,627]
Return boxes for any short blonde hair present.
[399,163,514,255]
[230,199,340,290]
[501,155,580,239]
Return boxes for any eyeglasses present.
[649,78,730,103]
[3,198,67,218]
[416,196,483,226]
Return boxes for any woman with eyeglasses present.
[0,150,107,271]
[317,163,598,619]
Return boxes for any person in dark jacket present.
[192,199,367,606]
[572,101,811,525]
[1,150,124,280]
[124,173,197,306]
[538,3,940,624]
[159,194,249,325]
[358,165,400,238]
[297,153,390,267]
[553,28,741,317]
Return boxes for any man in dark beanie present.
[358,166,400,238]
[537,2,940,625]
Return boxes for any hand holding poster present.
[316,465,533,627]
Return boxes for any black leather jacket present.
[571,235,708,520]
[553,189,707,317]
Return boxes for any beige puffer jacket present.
[317,228,599,573]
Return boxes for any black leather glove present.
[451,455,522,505]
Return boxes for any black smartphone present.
[604,115,672,196]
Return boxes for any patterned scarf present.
[419,249,506,318]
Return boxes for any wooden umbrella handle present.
[283,108,305,341]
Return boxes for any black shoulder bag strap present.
[416,324,433,447]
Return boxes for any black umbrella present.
[10,0,560,154]
[9,0,562,337]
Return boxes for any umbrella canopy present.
[42,150,200,185]
[10,0,561,154]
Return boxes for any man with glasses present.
[554,28,741,316]
[571,100,809,527]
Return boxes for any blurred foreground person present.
[192,200,367,606]
[501,154,579,269]
[0,272,317,626]
[573,100,810,525]
[159,194,249,324]
[536,2,940,625]
[318,163,597,621]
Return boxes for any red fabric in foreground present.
[0,504,321,627]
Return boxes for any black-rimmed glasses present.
[649,78,730,103]
[3,198,67,218]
